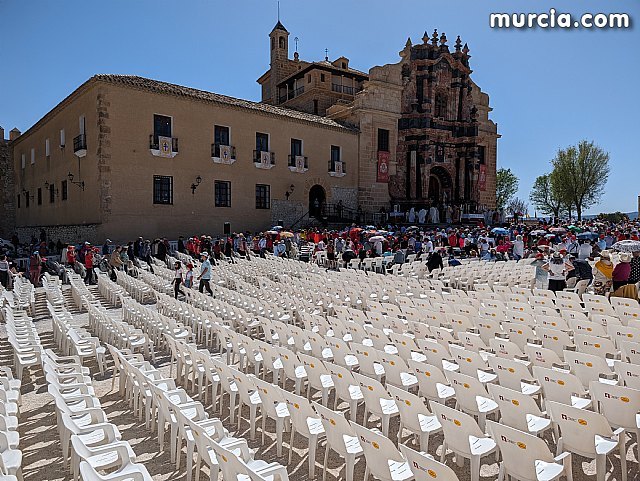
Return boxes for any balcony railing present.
[73,134,87,153]
[278,85,305,104]
[149,134,179,152]
[328,160,346,176]
[253,150,276,165]
[331,84,360,95]
[288,155,308,170]
[211,143,236,159]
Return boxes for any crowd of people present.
[2,217,639,301]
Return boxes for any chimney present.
[9,128,20,141]
[0,126,4,141]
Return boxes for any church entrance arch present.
[428,166,452,205]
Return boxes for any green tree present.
[529,173,565,218]
[507,197,528,217]
[496,168,519,210]
[551,141,610,220]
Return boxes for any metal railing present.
[149,134,179,152]
[211,143,236,159]
[278,86,305,103]
[288,155,308,168]
[73,134,87,152]
[328,160,347,174]
[253,150,276,165]
[331,84,360,95]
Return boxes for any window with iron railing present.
[255,184,271,209]
[153,175,173,205]
[73,134,86,153]
[214,181,231,207]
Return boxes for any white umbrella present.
[369,236,386,242]
[611,240,640,252]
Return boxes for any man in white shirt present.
[512,235,525,260]
[577,241,592,260]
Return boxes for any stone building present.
[8,22,498,243]
[260,23,498,214]
[0,127,17,239]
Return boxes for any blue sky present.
[1,0,638,213]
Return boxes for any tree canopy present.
[550,140,610,220]
[496,168,519,211]
[529,173,564,218]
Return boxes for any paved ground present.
[1,293,637,481]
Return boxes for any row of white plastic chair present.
[48,302,106,376]
[43,349,153,481]
[4,306,42,381]
[0,366,22,481]
[109,344,291,481]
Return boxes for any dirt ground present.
[1,292,637,481]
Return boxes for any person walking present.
[84,248,95,285]
[29,250,42,287]
[172,261,186,299]
[198,252,213,295]
[0,255,9,288]
[184,263,194,288]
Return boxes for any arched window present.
[271,37,275,50]
[434,92,447,118]
[279,36,285,49]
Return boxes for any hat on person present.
[201,252,209,258]
[186,263,194,269]
[620,252,632,262]
[600,250,611,260]
[552,252,562,259]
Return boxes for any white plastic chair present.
[325,362,363,421]
[430,402,497,481]
[399,445,459,481]
[352,372,399,436]
[386,383,441,452]
[547,401,627,481]
[407,360,455,405]
[589,381,640,463]
[313,402,363,481]
[253,377,291,457]
[487,383,551,436]
[349,421,413,481]
[487,420,572,481]
[297,353,334,406]
[533,366,591,409]
[487,356,540,397]
[445,370,499,430]
[281,390,325,478]
[79,460,153,481]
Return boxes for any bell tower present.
[269,21,289,104]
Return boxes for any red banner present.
[479,164,487,191]
[377,151,390,183]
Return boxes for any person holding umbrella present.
[629,251,640,284]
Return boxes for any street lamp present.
[285,184,295,200]
[44,181,59,198]
[191,175,202,195]
[67,172,85,191]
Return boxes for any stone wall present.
[15,224,102,246]
[0,137,15,238]
[270,200,305,228]
[330,186,358,210]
